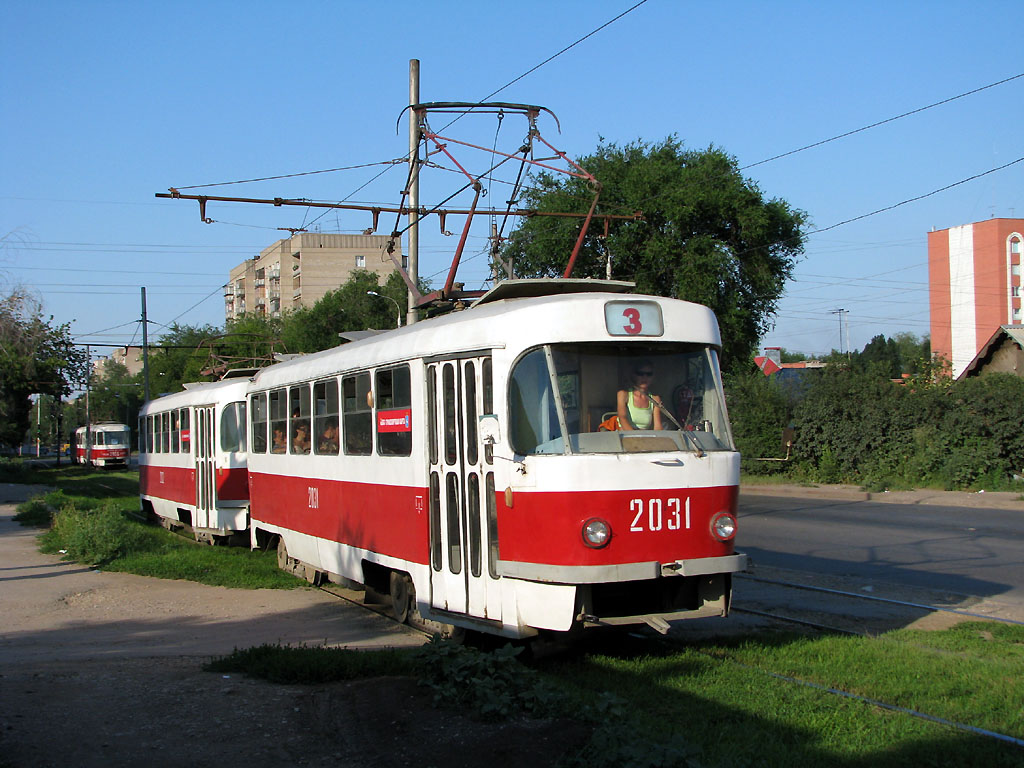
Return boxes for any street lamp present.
[367,291,401,328]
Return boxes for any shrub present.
[41,503,148,565]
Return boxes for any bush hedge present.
[726,367,1024,490]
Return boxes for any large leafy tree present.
[0,289,88,446]
[502,137,807,370]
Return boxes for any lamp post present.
[367,291,401,328]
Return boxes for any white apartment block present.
[225,233,403,320]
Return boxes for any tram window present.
[170,410,179,453]
[146,415,154,453]
[313,379,340,455]
[375,366,411,456]
[95,431,105,447]
[289,385,311,455]
[465,362,478,466]
[269,389,288,454]
[429,472,441,571]
[482,358,493,464]
[486,472,499,579]
[427,366,438,466]
[342,373,372,455]
[161,412,170,453]
[468,472,481,578]
[250,393,268,454]
[509,348,560,455]
[446,473,461,574]
[138,417,144,454]
[180,409,191,453]
[221,401,247,453]
[442,364,457,465]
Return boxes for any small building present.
[225,233,404,321]
[956,325,1024,380]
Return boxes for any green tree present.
[502,137,807,371]
[281,270,408,353]
[89,361,143,427]
[0,290,88,446]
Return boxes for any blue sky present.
[2,0,1022,363]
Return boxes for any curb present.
[740,484,1024,511]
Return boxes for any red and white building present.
[928,218,1024,379]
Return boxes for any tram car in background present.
[74,423,131,468]
[246,281,746,638]
[137,377,249,544]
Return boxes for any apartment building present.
[928,218,1024,378]
[225,233,402,320]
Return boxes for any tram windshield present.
[509,343,733,455]
[101,429,129,446]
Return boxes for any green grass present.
[206,643,417,683]
[15,466,303,589]
[539,626,1024,767]
[206,625,1024,767]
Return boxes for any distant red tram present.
[74,423,131,468]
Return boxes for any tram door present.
[194,405,216,529]
[427,356,499,621]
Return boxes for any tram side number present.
[630,497,690,532]
[307,486,319,509]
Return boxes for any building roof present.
[956,325,1024,380]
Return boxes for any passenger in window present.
[272,427,287,454]
[292,423,311,454]
[617,361,664,431]
[318,423,339,453]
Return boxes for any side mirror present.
[479,414,500,445]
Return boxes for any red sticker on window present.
[377,408,412,433]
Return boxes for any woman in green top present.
[616,362,664,431]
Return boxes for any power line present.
[742,71,1024,169]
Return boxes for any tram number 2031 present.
[630,497,690,532]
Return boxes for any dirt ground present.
[0,485,589,768]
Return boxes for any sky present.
[2,0,1022,365]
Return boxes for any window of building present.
[376,366,412,456]
[314,379,340,455]
[356,254,366,268]
[342,372,372,455]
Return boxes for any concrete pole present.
[407,59,420,325]
[141,287,151,401]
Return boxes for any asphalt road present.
[736,490,1024,622]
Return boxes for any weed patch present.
[206,643,416,683]
[40,503,149,565]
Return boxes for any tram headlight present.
[582,518,612,549]
[710,512,737,541]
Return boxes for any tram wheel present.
[389,571,413,624]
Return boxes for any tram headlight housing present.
[710,512,737,541]
[582,518,612,549]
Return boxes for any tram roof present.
[250,288,722,389]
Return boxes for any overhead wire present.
[741,71,1024,170]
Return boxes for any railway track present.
[732,571,1024,636]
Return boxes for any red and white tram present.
[247,282,745,638]
[74,423,131,467]
[138,377,249,543]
